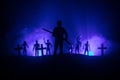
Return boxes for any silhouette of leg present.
[46,50,48,55]
[54,41,58,55]
[77,48,79,54]
[76,47,79,54]
[47,49,50,55]
[47,49,49,55]
[84,49,86,55]
[75,47,77,54]
[49,49,51,55]
[75,49,76,54]
[87,50,89,55]
[60,41,63,55]
[37,50,38,56]
[35,50,37,56]
[35,50,39,56]
[76,49,78,54]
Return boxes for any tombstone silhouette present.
[15,44,22,56]
[38,44,46,56]
[98,43,107,56]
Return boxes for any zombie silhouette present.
[15,44,22,56]
[83,41,91,55]
[43,38,52,55]
[75,35,82,54]
[22,41,29,55]
[33,40,40,56]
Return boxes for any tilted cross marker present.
[98,43,107,56]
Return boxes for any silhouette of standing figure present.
[75,35,82,54]
[15,44,22,56]
[83,41,91,55]
[52,20,68,55]
[22,41,29,55]
[43,38,52,55]
[33,40,40,56]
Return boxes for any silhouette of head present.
[87,41,89,44]
[57,20,62,27]
[36,40,38,43]
[24,41,26,43]
[47,39,49,43]
[101,43,104,46]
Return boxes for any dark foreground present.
[0,53,120,77]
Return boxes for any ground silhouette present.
[0,52,120,77]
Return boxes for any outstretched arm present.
[43,38,46,44]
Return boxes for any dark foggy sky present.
[1,0,120,54]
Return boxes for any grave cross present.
[98,43,107,56]
[38,44,46,56]
[15,44,22,56]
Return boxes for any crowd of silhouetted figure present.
[15,20,107,56]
